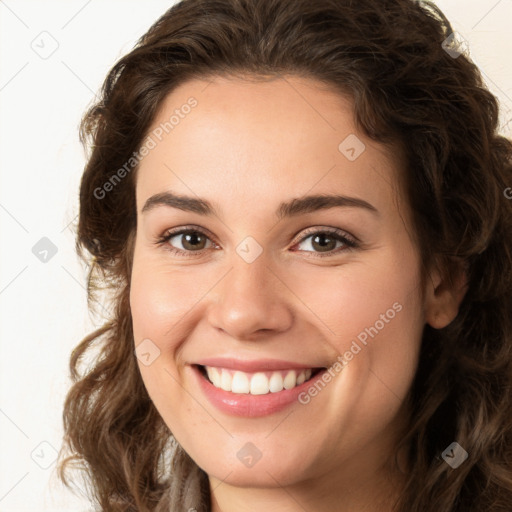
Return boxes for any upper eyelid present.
[294,226,357,243]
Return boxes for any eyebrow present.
[141,191,379,219]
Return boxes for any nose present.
[207,253,294,341]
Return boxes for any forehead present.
[135,75,404,219]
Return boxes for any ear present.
[424,259,468,329]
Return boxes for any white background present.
[1,1,511,510]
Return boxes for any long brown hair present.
[57,0,512,510]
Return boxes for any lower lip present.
[192,365,327,417]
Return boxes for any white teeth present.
[250,372,269,395]
[220,369,232,391]
[269,372,284,393]
[232,371,250,393]
[283,370,297,389]
[203,366,317,395]
[206,366,221,388]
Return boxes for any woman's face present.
[130,75,449,497]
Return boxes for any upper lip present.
[194,357,326,372]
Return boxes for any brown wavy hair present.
[56,0,512,510]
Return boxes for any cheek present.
[290,252,422,341]
[130,258,211,348]
[290,245,424,399]
[129,257,210,423]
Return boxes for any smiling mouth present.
[196,364,325,395]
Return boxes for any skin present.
[129,75,466,512]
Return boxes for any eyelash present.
[154,225,359,259]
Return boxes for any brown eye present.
[163,229,214,253]
[293,228,357,257]
[309,233,339,252]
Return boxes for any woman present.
[57,0,512,510]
